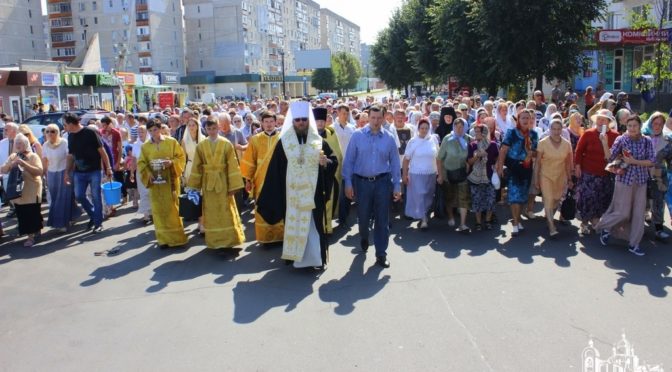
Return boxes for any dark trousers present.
[354,175,393,258]
[338,179,350,224]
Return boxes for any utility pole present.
[280,49,286,99]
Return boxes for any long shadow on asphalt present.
[318,254,390,315]
[580,232,672,297]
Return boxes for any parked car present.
[318,92,338,100]
[79,110,114,125]
[20,113,66,139]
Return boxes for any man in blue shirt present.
[342,105,401,268]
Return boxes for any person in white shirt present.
[331,104,356,226]
[402,118,438,229]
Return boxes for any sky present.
[41,0,402,45]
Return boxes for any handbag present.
[179,191,202,220]
[647,176,659,200]
[446,167,468,184]
[5,164,24,201]
[505,157,533,179]
[491,169,501,190]
[560,188,576,220]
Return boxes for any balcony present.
[138,51,152,58]
[136,3,148,11]
[139,67,153,73]
[136,19,149,27]
[137,35,150,42]
[50,26,74,33]
[52,40,76,48]
[52,56,75,63]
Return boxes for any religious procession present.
[1,88,669,270]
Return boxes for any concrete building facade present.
[46,0,186,75]
[0,0,48,66]
[320,8,360,59]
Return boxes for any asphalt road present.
[0,200,670,371]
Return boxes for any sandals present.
[456,225,471,234]
[23,238,34,247]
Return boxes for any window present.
[30,25,33,34]
[94,17,98,25]
[139,41,151,51]
[200,60,203,68]
[48,3,71,13]
[139,57,152,67]
[137,26,150,35]
[56,47,76,56]
[137,11,149,21]
[79,3,85,11]
[28,9,32,18]
[80,18,86,26]
[92,1,97,10]
[109,0,113,7]
[51,32,73,42]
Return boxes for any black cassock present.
[256,134,338,266]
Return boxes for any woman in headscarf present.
[495,102,514,134]
[403,118,439,230]
[496,109,539,236]
[574,109,619,235]
[535,119,573,237]
[540,104,558,133]
[437,118,472,233]
[646,112,672,240]
[435,106,456,142]
[596,115,654,256]
[181,117,205,184]
[566,111,584,151]
[467,123,499,230]
[615,108,630,134]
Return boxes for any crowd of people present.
[0,88,670,267]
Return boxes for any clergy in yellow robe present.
[240,111,284,244]
[137,122,188,248]
[187,119,245,249]
[314,107,343,234]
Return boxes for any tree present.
[371,8,422,95]
[630,3,672,91]
[477,0,607,90]
[429,0,503,95]
[332,52,361,94]
[311,68,335,92]
[404,0,443,83]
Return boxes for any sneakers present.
[419,217,428,230]
[447,219,455,227]
[655,230,670,239]
[511,225,519,237]
[629,246,645,256]
[92,225,103,234]
[599,230,610,246]
[518,223,525,231]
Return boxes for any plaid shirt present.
[609,134,655,185]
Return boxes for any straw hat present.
[590,108,616,126]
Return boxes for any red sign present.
[157,91,175,109]
[597,28,671,45]
[0,71,8,86]
[116,72,136,86]
[27,72,42,86]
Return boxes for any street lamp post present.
[366,63,370,93]
[279,50,286,99]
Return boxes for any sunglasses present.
[45,130,58,134]
[294,117,308,122]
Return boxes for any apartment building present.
[46,0,186,74]
[0,0,48,66]
[183,0,324,98]
[320,8,360,59]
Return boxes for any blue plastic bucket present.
[101,181,122,205]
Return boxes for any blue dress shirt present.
[342,125,401,193]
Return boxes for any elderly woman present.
[1,134,43,246]
[496,109,539,236]
[615,108,630,134]
[646,112,672,239]
[535,119,573,236]
[42,124,80,231]
[467,123,499,230]
[566,111,584,150]
[574,109,619,234]
[403,119,439,230]
[596,115,654,256]
[18,124,43,162]
[438,118,472,232]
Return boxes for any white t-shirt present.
[404,136,438,175]
[43,140,68,172]
[332,120,356,154]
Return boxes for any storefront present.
[6,71,45,122]
[135,74,170,112]
[40,72,62,111]
[159,72,188,107]
[595,29,670,93]
[116,72,136,112]
[182,73,315,102]
[60,72,86,110]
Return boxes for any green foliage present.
[374,0,606,94]
[628,3,672,91]
[332,52,361,91]
[371,8,422,90]
[311,68,335,92]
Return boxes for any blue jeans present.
[354,175,393,258]
[74,170,103,226]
